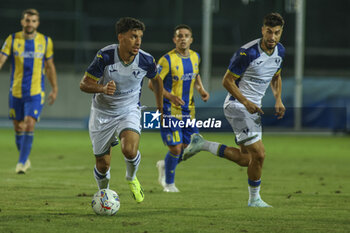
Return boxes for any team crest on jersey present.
[132,70,141,79]
[37,44,43,51]
[275,58,281,65]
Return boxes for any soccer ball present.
[91,189,120,216]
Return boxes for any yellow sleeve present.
[1,35,13,56]
[45,37,54,60]
[157,56,170,80]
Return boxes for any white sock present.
[202,140,220,155]
[248,185,261,201]
[93,165,110,189]
[124,151,141,181]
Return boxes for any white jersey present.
[224,38,285,108]
[85,44,158,115]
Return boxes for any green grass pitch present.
[0,128,349,233]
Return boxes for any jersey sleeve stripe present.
[0,51,9,56]
[227,69,241,79]
[85,71,99,81]
[274,68,281,76]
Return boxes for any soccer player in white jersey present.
[80,17,163,203]
[183,13,286,207]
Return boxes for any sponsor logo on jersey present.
[18,51,44,59]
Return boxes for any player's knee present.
[24,118,36,131]
[121,146,138,159]
[96,161,110,174]
[169,146,182,155]
[252,150,265,164]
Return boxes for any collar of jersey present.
[117,46,136,67]
[258,38,275,57]
[174,49,191,59]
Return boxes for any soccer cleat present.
[248,198,272,207]
[128,177,144,203]
[183,133,205,161]
[15,159,31,174]
[156,160,166,188]
[23,159,31,171]
[15,163,25,174]
[163,183,180,193]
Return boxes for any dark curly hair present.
[263,13,285,27]
[115,17,145,35]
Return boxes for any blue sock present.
[18,132,33,164]
[164,151,181,184]
[15,131,24,151]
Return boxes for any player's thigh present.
[242,140,265,160]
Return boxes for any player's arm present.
[270,71,285,119]
[148,80,184,106]
[80,74,116,95]
[0,53,8,70]
[0,35,12,70]
[44,58,58,105]
[222,70,263,115]
[149,74,164,112]
[148,55,184,106]
[194,74,209,102]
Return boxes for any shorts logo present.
[242,128,250,135]
[143,110,161,129]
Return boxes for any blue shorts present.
[9,93,44,121]
[160,117,199,146]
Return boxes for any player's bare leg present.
[94,152,111,189]
[244,140,271,207]
[120,130,144,202]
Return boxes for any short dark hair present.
[22,8,40,19]
[174,24,192,36]
[263,13,284,27]
[115,17,145,35]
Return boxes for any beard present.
[24,27,35,34]
[263,39,276,50]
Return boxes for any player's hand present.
[274,100,285,119]
[103,81,116,95]
[200,90,210,102]
[170,95,185,106]
[48,90,57,105]
[244,100,264,115]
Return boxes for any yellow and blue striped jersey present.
[157,49,200,120]
[1,31,54,98]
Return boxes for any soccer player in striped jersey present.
[183,13,286,207]
[0,9,58,174]
[80,17,163,203]
[149,24,209,192]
